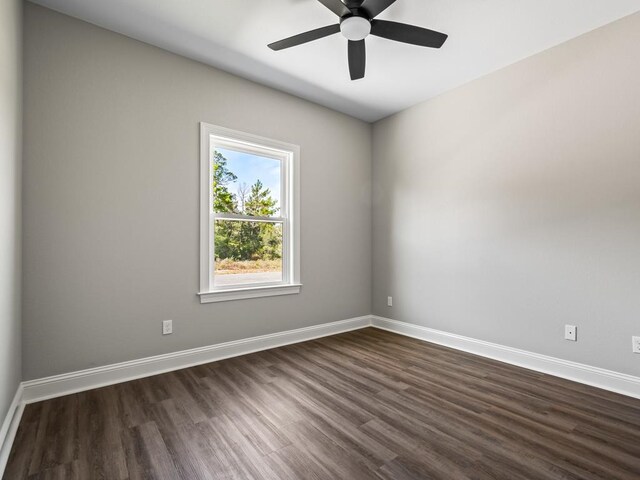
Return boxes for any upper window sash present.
[210,139,290,219]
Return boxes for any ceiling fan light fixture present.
[340,16,371,41]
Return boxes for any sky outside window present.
[217,147,281,213]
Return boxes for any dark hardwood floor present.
[5,328,640,479]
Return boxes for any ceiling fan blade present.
[348,40,366,80]
[317,0,350,17]
[268,24,341,51]
[361,0,397,18]
[370,20,448,48]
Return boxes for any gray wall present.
[23,2,640,382]
[372,12,640,376]
[23,4,372,380]
[0,0,22,420]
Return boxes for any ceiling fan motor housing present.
[340,16,372,41]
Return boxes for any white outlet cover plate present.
[564,325,577,341]
[633,336,640,353]
[163,320,173,335]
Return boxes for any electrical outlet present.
[162,320,173,335]
[633,336,640,354]
[387,296,393,307]
[564,325,577,342]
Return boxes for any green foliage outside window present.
[212,151,282,262]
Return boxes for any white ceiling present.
[31,0,640,122]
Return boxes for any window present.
[199,123,300,303]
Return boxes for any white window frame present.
[198,123,301,303]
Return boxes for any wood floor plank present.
[5,328,640,479]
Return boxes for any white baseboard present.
[0,385,24,477]
[18,314,640,405]
[21,315,371,404]
[371,316,640,400]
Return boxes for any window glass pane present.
[212,147,281,217]
[213,220,283,287]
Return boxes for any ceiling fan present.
[268,0,448,81]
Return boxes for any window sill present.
[198,284,302,304]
